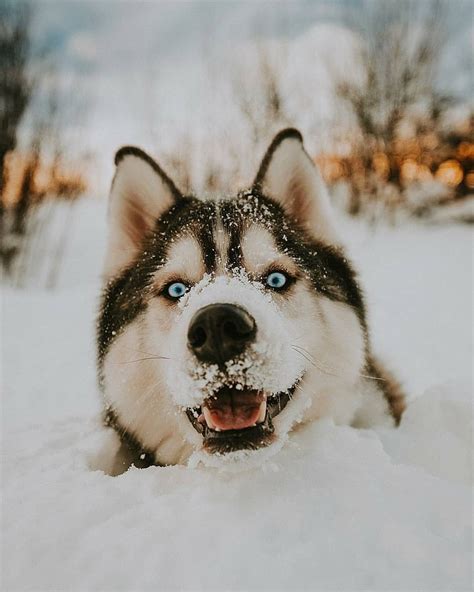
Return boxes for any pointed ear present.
[103,146,181,279]
[253,129,339,244]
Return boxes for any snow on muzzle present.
[166,275,306,450]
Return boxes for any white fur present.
[102,226,392,468]
[242,226,283,273]
[156,235,205,286]
[100,133,394,470]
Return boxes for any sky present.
[25,0,473,193]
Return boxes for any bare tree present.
[1,58,88,287]
[0,1,31,194]
[333,0,450,216]
[0,1,32,260]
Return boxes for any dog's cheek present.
[102,320,165,422]
[147,298,202,408]
[285,284,365,377]
[103,315,201,463]
[299,299,366,425]
[103,321,147,388]
[279,283,327,352]
[316,298,365,376]
[266,287,325,435]
[143,302,194,400]
[144,299,184,358]
[146,298,178,334]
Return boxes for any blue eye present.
[166,282,188,299]
[265,271,288,290]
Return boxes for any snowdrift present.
[2,388,471,591]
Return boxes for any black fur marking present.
[203,418,275,454]
[97,197,218,380]
[104,407,159,468]
[220,200,244,269]
[99,174,365,379]
[221,189,367,332]
[367,355,406,425]
[114,145,182,201]
[196,202,218,273]
[98,175,370,462]
[253,128,304,189]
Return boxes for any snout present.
[187,303,257,365]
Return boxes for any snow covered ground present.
[2,198,472,591]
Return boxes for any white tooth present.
[257,400,267,423]
[203,406,216,430]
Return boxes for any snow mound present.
[377,383,472,485]
[2,388,471,591]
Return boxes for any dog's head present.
[98,129,367,465]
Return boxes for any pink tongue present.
[208,404,261,431]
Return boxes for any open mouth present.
[186,382,299,454]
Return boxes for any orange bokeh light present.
[435,160,464,187]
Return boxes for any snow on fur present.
[167,273,305,408]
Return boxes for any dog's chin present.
[185,380,300,455]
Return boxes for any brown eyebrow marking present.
[240,224,296,275]
[151,235,206,291]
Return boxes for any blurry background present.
[2,6,472,588]
[0,0,472,289]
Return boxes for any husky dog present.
[97,129,405,472]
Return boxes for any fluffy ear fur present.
[104,147,181,279]
[253,129,339,244]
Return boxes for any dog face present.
[98,129,378,467]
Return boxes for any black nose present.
[187,303,257,365]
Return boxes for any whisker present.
[291,346,338,378]
[291,333,308,343]
[357,372,386,382]
[292,346,317,367]
[291,345,339,377]
[292,344,331,369]
[118,356,171,365]
[291,344,386,382]
[126,346,167,358]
